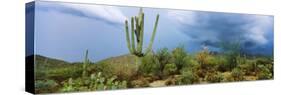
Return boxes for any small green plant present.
[231,68,244,81]
[172,45,188,71]
[178,68,199,84]
[163,63,177,77]
[139,53,160,76]
[196,49,209,63]
[257,65,272,80]
[60,78,76,92]
[204,72,224,83]
[217,56,231,72]
[236,55,247,65]
[204,56,219,71]
[220,41,241,70]
[238,60,256,75]
[35,80,58,93]
[156,48,172,76]
[60,72,127,92]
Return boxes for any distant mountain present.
[34,55,83,81]
[35,55,71,69]
[97,54,136,64]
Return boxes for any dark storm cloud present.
[169,11,273,55]
[35,1,127,26]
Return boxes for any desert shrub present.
[155,48,172,76]
[221,72,234,82]
[220,41,241,70]
[178,68,199,84]
[139,54,160,76]
[216,56,229,72]
[204,72,224,83]
[172,45,188,71]
[35,80,59,93]
[194,68,207,78]
[113,62,136,81]
[163,63,177,77]
[231,68,244,81]
[204,56,220,71]
[60,72,127,92]
[95,61,136,81]
[196,50,209,65]
[265,62,274,76]
[196,52,218,74]
[196,50,220,73]
[236,55,247,65]
[257,65,273,80]
[182,56,199,69]
[225,55,239,70]
[256,58,273,78]
[238,60,256,75]
[256,57,272,65]
[95,62,115,78]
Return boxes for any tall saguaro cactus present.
[124,8,160,66]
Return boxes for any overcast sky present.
[29,1,273,62]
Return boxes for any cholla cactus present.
[124,8,160,66]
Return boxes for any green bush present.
[35,80,59,93]
[216,56,229,72]
[236,55,247,65]
[156,48,172,76]
[257,65,273,80]
[256,57,272,65]
[196,50,209,65]
[225,55,238,70]
[172,45,188,71]
[238,60,256,75]
[95,61,136,81]
[183,56,199,68]
[204,72,224,83]
[178,68,199,84]
[95,62,115,78]
[163,63,177,77]
[221,72,234,82]
[139,54,160,76]
[231,68,244,81]
[196,50,220,73]
[203,56,219,71]
[220,41,241,70]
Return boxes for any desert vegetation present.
[34,45,273,93]
[34,8,273,93]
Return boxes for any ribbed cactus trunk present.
[82,50,90,78]
[124,8,160,71]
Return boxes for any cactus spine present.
[125,8,159,58]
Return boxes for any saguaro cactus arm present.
[145,14,159,55]
[131,17,136,53]
[137,13,144,55]
[125,20,132,53]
